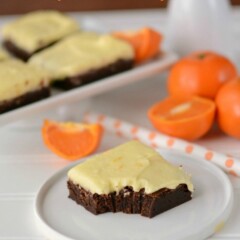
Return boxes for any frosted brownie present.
[29,32,135,90]
[2,11,79,61]
[67,141,193,218]
[0,60,50,113]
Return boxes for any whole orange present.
[216,78,240,138]
[167,51,237,99]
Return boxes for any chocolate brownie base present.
[53,59,134,90]
[0,87,50,114]
[67,180,192,218]
[3,40,57,61]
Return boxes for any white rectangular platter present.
[0,15,178,126]
[0,52,177,126]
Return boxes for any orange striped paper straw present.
[84,112,240,177]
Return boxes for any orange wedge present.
[113,27,162,63]
[42,120,103,160]
[148,96,216,140]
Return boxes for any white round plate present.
[35,149,233,240]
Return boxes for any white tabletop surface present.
[1,8,240,240]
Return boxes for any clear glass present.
[166,0,233,58]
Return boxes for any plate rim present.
[159,149,234,240]
[34,148,234,240]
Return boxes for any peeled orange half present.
[148,96,216,140]
[42,120,103,160]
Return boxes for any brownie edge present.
[67,180,192,218]
[0,87,50,114]
[53,58,134,90]
[3,40,57,61]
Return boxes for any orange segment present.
[113,27,162,63]
[137,28,162,62]
[42,120,103,161]
[148,96,216,140]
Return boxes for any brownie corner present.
[67,180,192,218]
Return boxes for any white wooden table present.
[1,8,240,240]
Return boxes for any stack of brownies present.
[0,10,135,113]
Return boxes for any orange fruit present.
[167,51,237,99]
[148,96,216,140]
[216,78,240,138]
[113,27,163,63]
[42,120,103,160]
